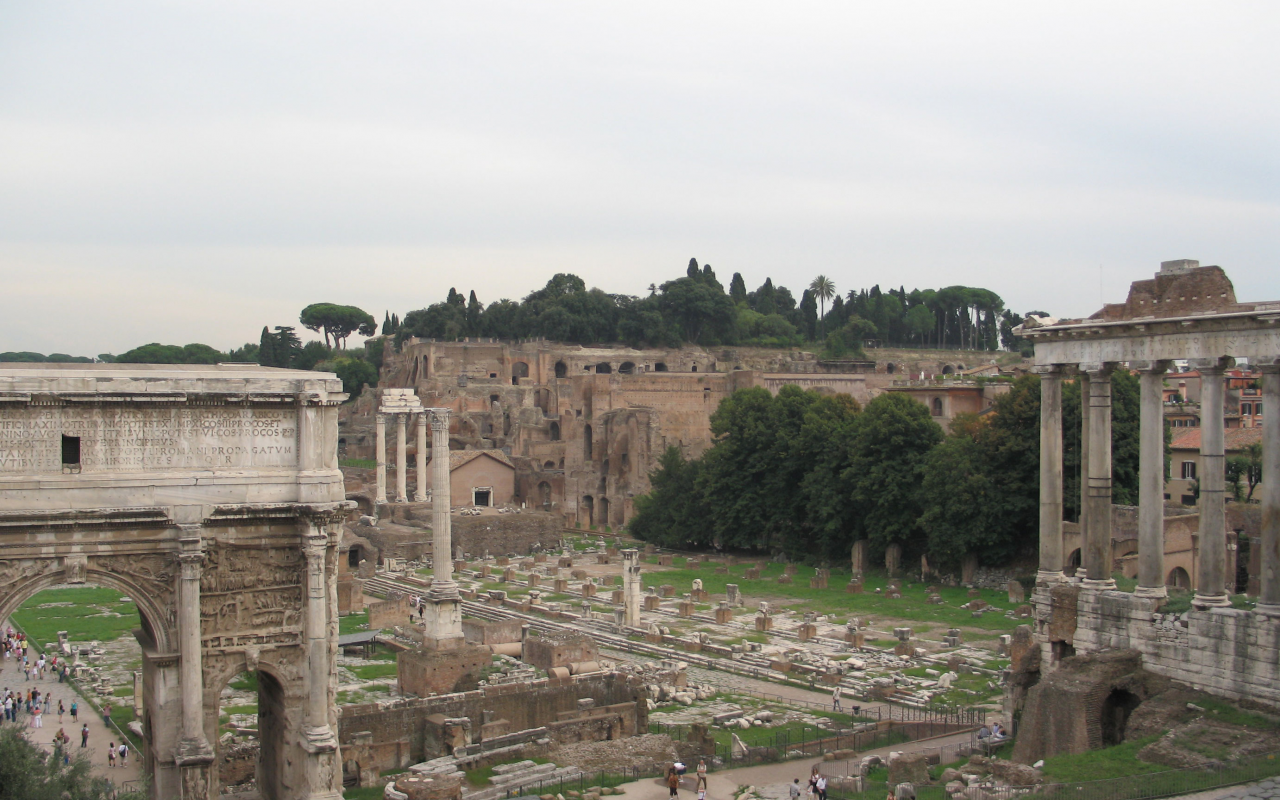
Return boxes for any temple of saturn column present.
[1020,260,1280,705]
[421,407,464,647]
[375,388,427,505]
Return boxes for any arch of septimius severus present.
[1021,260,1280,705]
[0,363,355,800]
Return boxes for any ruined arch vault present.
[0,363,352,800]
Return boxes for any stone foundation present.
[398,645,492,696]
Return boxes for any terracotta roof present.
[445,450,515,471]
[1170,426,1263,453]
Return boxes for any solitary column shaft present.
[1038,367,1064,583]
[1084,366,1115,588]
[1079,371,1090,566]
[174,525,213,770]
[395,414,408,503]
[431,410,457,592]
[1136,363,1169,598]
[1258,365,1280,616]
[375,414,387,505]
[415,412,427,502]
[1195,363,1231,607]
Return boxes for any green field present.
[641,562,1022,631]
[12,586,142,645]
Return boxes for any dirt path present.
[1,624,142,790]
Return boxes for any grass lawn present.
[465,757,550,787]
[109,704,145,750]
[12,586,141,645]
[641,562,1021,631]
[344,788,386,800]
[224,704,258,716]
[350,663,399,681]
[1038,736,1164,782]
[339,611,370,636]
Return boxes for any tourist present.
[103,702,111,727]
[990,722,1006,742]
[832,685,842,712]
[108,741,116,768]
[667,767,680,798]
[32,703,42,728]
[816,774,827,800]
[70,700,78,721]
[696,759,707,790]
[81,724,89,748]
[118,741,129,767]
[58,699,65,722]
[790,778,801,800]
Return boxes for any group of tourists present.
[789,770,829,800]
[665,759,710,800]
[2,684,78,727]
[2,627,72,683]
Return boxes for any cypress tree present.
[258,326,277,367]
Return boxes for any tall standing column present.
[302,523,338,749]
[1037,366,1065,584]
[174,526,213,795]
[375,414,387,505]
[1136,361,1170,598]
[1083,364,1116,589]
[1078,370,1090,573]
[415,412,428,502]
[1257,363,1280,617]
[423,408,464,647]
[395,414,408,503]
[1195,360,1232,608]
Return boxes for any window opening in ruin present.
[558,458,564,469]
[538,481,552,509]
[602,458,610,475]
[621,452,629,470]
[549,421,560,441]
[932,398,943,416]
[582,495,594,525]
[654,363,668,372]
[619,361,635,375]
[584,425,593,459]
[1100,689,1140,747]
[691,364,697,372]
[511,361,529,385]
[887,363,897,374]
[348,548,360,568]
[595,362,612,374]
[599,497,611,525]
[473,488,492,507]
[1051,640,1075,663]
[490,395,499,405]
[61,434,80,467]
[1167,566,1191,589]
[942,365,954,375]
[1065,548,1082,578]
[555,361,568,378]
[544,460,556,469]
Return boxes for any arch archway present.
[942,365,954,375]
[1065,548,1082,577]
[932,397,944,416]
[654,362,668,372]
[555,361,568,379]
[511,361,529,385]
[1100,689,1141,746]
[538,481,552,509]
[595,362,612,374]
[599,497,611,526]
[549,421,560,441]
[1167,566,1191,589]
[619,361,636,375]
[544,460,556,470]
[582,495,595,526]
[886,363,897,374]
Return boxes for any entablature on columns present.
[1022,309,1280,367]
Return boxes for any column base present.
[1133,585,1168,600]
[1192,592,1231,609]
[1254,603,1280,619]
[302,725,339,753]
[174,736,214,766]
[1035,570,1065,588]
[1080,578,1117,591]
[428,582,460,602]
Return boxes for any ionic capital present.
[1130,359,1173,374]
[1188,356,1235,375]
[1078,362,1116,378]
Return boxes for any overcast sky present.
[1,2,1277,356]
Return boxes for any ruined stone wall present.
[337,671,647,767]
[1047,590,1280,710]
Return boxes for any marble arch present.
[0,363,351,800]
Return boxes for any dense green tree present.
[799,289,818,340]
[628,446,706,548]
[654,276,736,345]
[294,341,332,370]
[809,275,836,336]
[729,272,748,306]
[299,303,377,349]
[382,311,394,336]
[258,326,277,367]
[844,393,944,560]
[115,343,227,364]
[320,356,379,396]
[466,291,484,336]
[920,433,995,566]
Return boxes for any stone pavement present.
[1204,779,1280,800]
[1,623,142,790]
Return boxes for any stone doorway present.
[1100,688,1141,746]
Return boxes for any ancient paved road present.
[1,623,142,790]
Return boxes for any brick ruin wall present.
[338,671,648,773]
[342,503,562,563]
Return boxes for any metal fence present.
[826,749,1280,800]
[502,766,667,798]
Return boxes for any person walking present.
[118,741,129,767]
[696,759,708,791]
[103,702,111,727]
[58,699,64,723]
[667,767,680,798]
[816,775,828,800]
[81,723,89,748]
[790,778,802,800]
[32,703,42,728]
[107,741,116,768]
[832,685,842,712]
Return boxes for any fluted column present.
[1136,361,1169,599]
[302,523,337,749]
[1194,359,1231,608]
[174,526,213,773]
[375,414,387,505]
[415,412,428,502]
[1078,370,1090,571]
[1257,364,1280,617]
[1082,364,1115,589]
[395,414,408,503]
[1037,366,1065,584]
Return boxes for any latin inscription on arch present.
[0,407,298,473]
